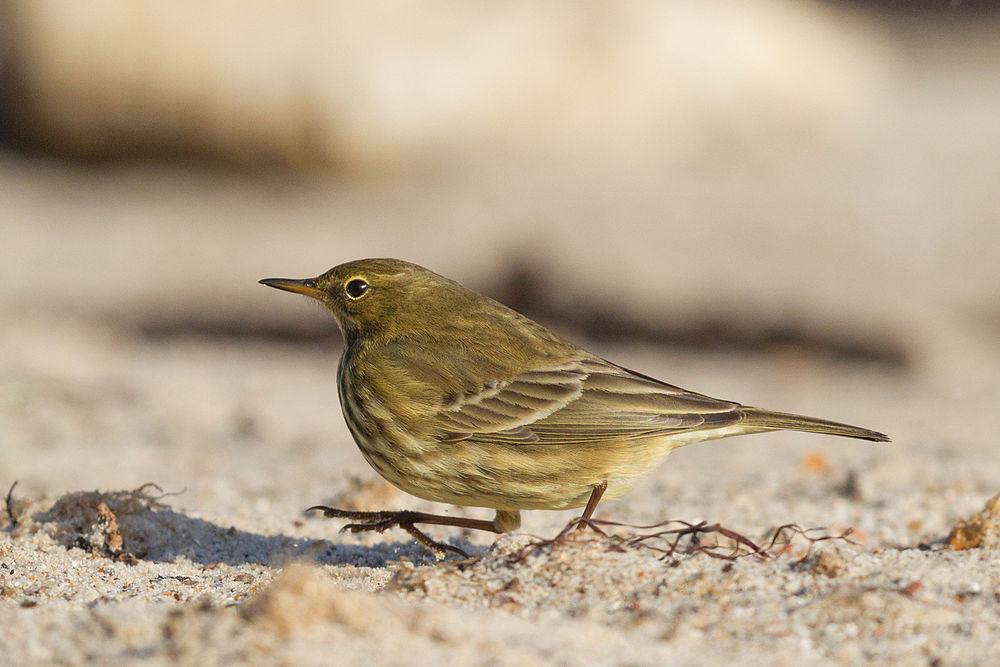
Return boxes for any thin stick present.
[4,481,20,529]
[508,517,855,564]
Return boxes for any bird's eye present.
[345,278,369,299]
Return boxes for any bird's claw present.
[341,520,395,534]
[306,505,468,559]
[558,516,609,540]
[573,517,607,533]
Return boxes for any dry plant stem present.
[135,482,187,503]
[507,518,841,564]
[306,506,502,558]
[5,480,19,529]
[624,520,769,560]
[764,524,858,563]
[546,520,852,564]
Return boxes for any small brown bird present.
[261,259,888,555]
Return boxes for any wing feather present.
[435,357,742,445]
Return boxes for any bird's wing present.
[435,361,588,443]
[436,358,743,445]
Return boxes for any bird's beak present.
[259,277,324,299]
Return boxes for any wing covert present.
[436,363,586,443]
[435,357,743,446]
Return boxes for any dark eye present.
[345,278,369,299]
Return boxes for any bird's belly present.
[352,427,678,512]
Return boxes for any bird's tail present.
[738,407,890,442]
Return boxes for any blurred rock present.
[5,1,888,172]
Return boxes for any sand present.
[1,308,998,665]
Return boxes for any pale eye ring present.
[345,278,369,299]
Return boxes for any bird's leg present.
[306,506,505,558]
[573,480,608,533]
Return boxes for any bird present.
[260,258,888,556]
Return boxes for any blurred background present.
[1,1,998,519]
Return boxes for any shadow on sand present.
[28,487,480,568]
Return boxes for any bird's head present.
[260,258,476,340]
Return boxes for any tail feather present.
[739,407,890,443]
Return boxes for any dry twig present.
[4,481,20,529]
[508,517,857,565]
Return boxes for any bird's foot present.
[306,505,468,559]
[567,516,609,536]
[562,480,610,536]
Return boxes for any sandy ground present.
[1,306,999,665]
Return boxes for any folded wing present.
[436,357,743,445]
